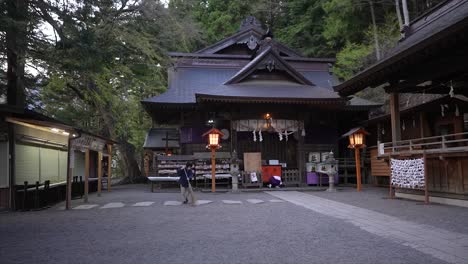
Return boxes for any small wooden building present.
[335,1,468,202]
[142,17,377,186]
[0,108,115,210]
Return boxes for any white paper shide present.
[390,158,425,189]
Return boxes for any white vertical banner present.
[378,143,385,155]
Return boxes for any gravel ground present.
[0,184,451,264]
[309,186,468,235]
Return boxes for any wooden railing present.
[379,132,468,156]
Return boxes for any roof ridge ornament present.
[240,16,263,31]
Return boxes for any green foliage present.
[193,0,255,43]
[322,0,364,48]
[276,0,335,57]
[333,42,373,81]
[333,12,400,81]
[34,0,201,178]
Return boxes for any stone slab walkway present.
[267,191,468,264]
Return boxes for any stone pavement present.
[63,198,283,209]
[268,191,468,264]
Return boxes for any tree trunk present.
[395,0,404,31]
[92,92,144,183]
[6,0,27,108]
[368,0,381,61]
[117,141,145,184]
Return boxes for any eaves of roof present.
[334,0,468,96]
[167,52,336,63]
[195,94,345,105]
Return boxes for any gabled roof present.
[224,46,313,86]
[141,67,337,106]
[194,21,303,57]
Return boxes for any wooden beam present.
[84,149,90,202]
[107,145,112,192]
[97,151,102,197]
[390,93,401,144]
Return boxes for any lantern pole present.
[343,128,368,192]
[211,146,216,193]
[203,128,224,193]
[355,146,362,192]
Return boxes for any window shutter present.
[15,144,40,185]
[40,148,59,183]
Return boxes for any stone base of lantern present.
[326,174,337,192]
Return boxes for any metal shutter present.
[15,144,40,185]
[58,150,68,182]
[0,142,8,188]
[40,148,59,183]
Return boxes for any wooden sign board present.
[243,152,261,172]
[72,135,106,152]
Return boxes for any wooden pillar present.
[390,93,401,145]
[457,159,464,194]
[97,151,102,197]
[424,153,429,204]
[419,112,425,138]
[297,129,305,185]
[65,138,73,210]
[107,145,112,192]
[211,147,216,193]
[84,149,90,203]
[389,173,394,199]
[8,124,15,210]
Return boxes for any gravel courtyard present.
[1,185,467,264]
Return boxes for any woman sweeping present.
[178,162,197,205]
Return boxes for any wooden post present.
[457,159,464,193]
[419,112,425,138]
[8,124,16,210]
[97,151,102,197]
[355,147,362,192]
[84,149,90,203]
[65,138,73,210]
[211,147,216,193]
[424,153,429,204]
[389,160,394,199]
[107,145,112,192]
[390,93,401,145]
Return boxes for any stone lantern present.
[230,150,241,192]
[318,151,338,192]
